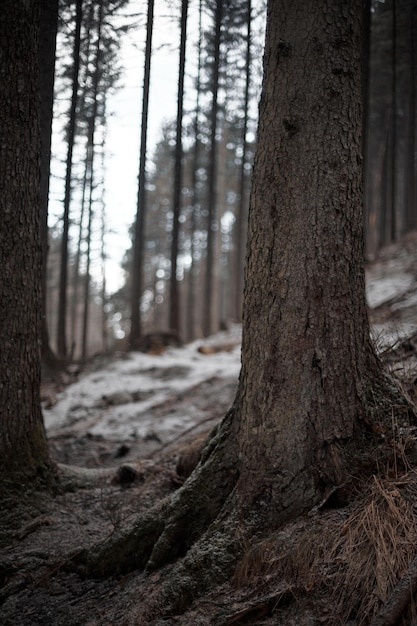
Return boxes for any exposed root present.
[74,408,240,579]
[137,502,252,621]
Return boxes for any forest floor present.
[4,235,417,625]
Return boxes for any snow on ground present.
[44,328,242,444]
[44,244,417,450]
[366,249,417,349]
[365,273,415,309]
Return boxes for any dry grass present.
[234,473,417,624]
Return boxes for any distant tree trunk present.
[70,0,94,358]
[186,0,203,341]
[81,1,103,361]
[169,0,189,336]
[390,0,398,241]
[81,122,94,361]
[70,143,89,358]
[0,0,53,489]
[405,3,416,232]
[57,0,83,360]
[203,0,223,337]
[100,120,108,353]
[39,0,60,371]
[233,0,252,322]
[130,0,154,350]
[410,3,417,231]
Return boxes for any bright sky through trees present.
[49,0,266,294]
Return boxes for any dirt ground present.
[3,239,417,625]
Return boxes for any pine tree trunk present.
[233,0,252,322]
[57,0,83,360]
[170,0,189,336]
[130,0,154,350]
[203,0,222,337]
[0,0,52,489]
[79,1,415,618]
[39,0,60,371]
[186,0,203,341]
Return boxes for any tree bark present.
[78,0,415,619]
[57,0,83,360]
[202,0,223,337]
[169,0,189,336]
[129,0,154,350]
[39,0,61,371]
[0,0,53,490]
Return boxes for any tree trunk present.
[233,0,252,322]
[236,0,379,513]
[81,1,103,361]
[202,0,223,337]
[39,0,61,371]
[169,0,189,336]
[186,0,203,342]
[57,0,83,360]
[129,0,154,350]
[0,0,52,490]
[79,0,414,618]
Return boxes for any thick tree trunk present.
[78,0,415,619]
[0,1,52,490]
[236,0,376,516]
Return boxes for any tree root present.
[137,500,252,621]
[72,408,240,579]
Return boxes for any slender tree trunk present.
[234,0,252,322]
[100,115,108,354]
[390,0,397,242]
[169,0,189,336]
[70,139,89,359]
[0,0,52,489]
[69,0,94,359]
[39,0,60,370]
[57,0,83,360]
[81,124,94,361]
[130,0,154,350]
[186,0,203,341]
[81,1,104,361]
[203,0,222,337]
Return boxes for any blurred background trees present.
[43,0,417,363]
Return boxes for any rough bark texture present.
[79,0,415,618]
[0,1,52,489]
[236,0,377,518]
